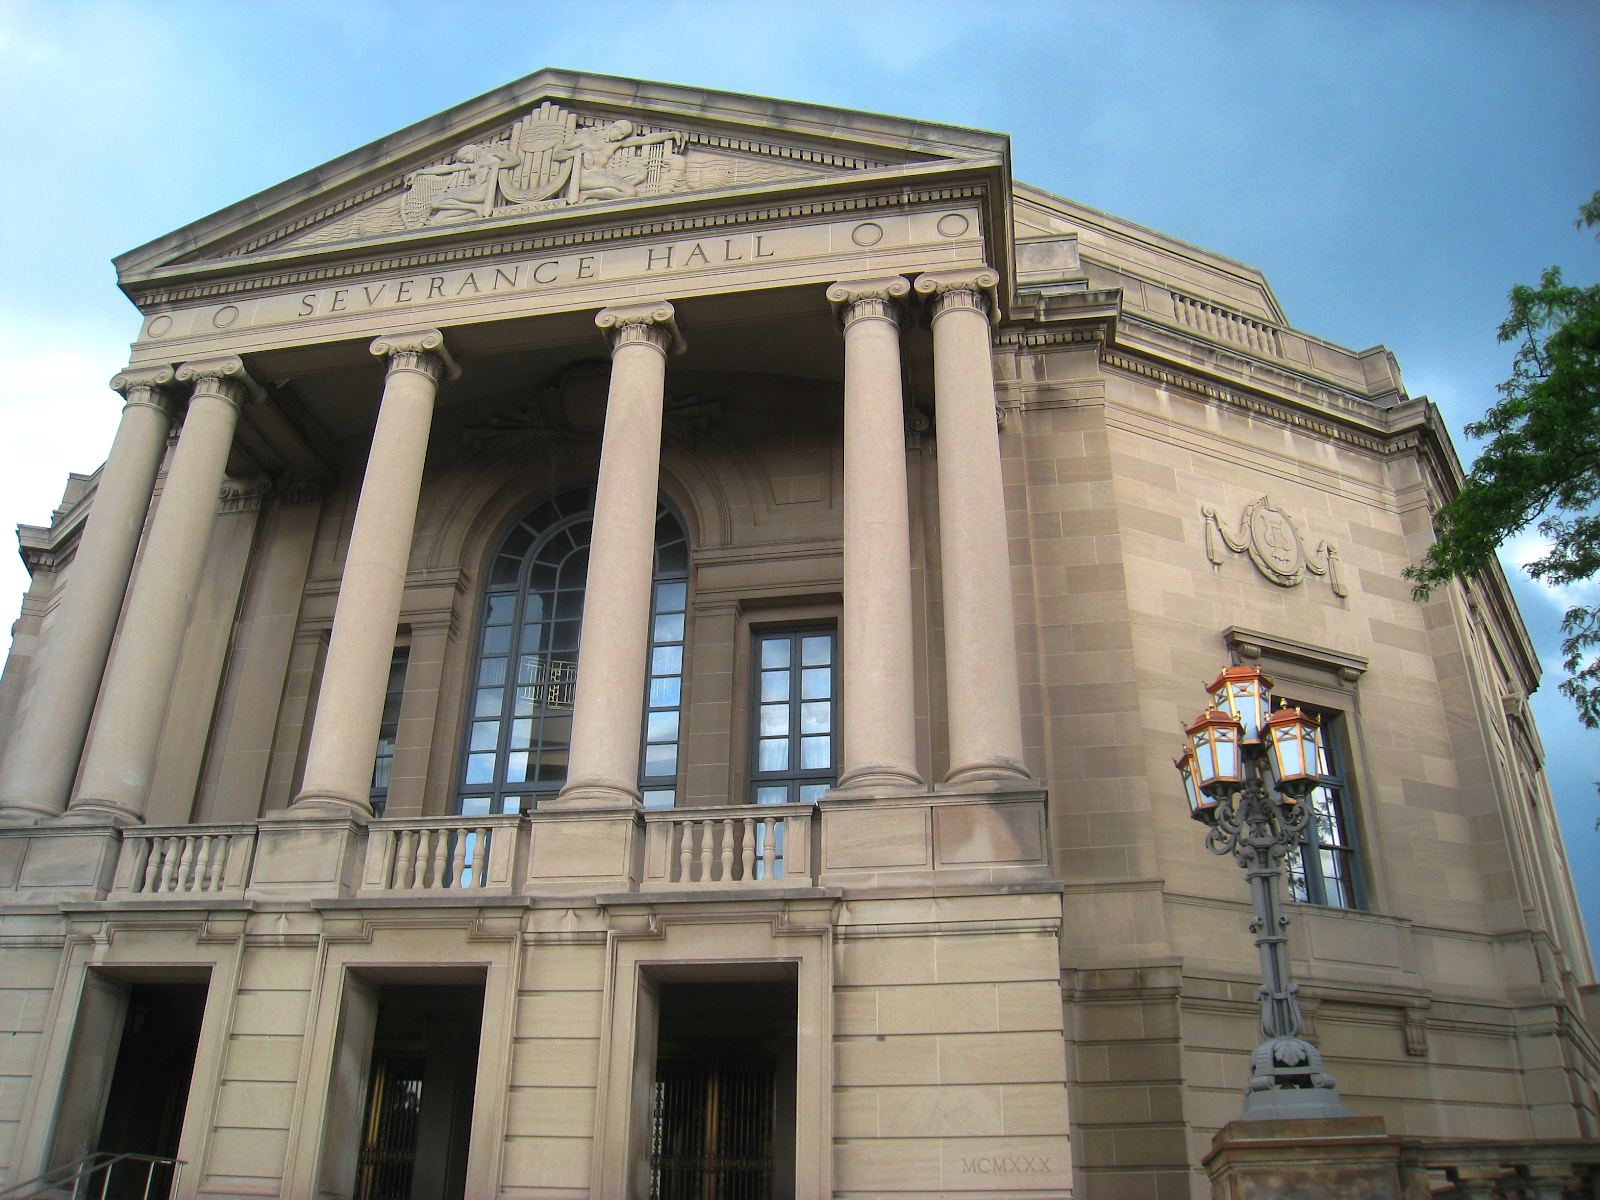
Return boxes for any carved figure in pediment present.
[554,120,685,202]
[404,143,522,226]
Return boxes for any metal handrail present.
[0,1151,184,1200]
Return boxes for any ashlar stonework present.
[0,68,1593,1200]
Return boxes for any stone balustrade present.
[111,824,255,899]
[359,814,522,895]
[0,786,1049,902]
[641,803,813,888]
[1409,1139,1598,1198]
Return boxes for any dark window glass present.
[1283,708,1364,910]
[370,649,409,817]
[748,628,835,805]
[459,488,688,815]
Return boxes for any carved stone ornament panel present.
[1202,495,1347,597]
[285,101,835,251]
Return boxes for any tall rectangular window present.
[749,628,835,805]
[1283,707,1364,910]
[641,580,688,810]
[370,649,409,817]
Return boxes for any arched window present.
[458,487,689,815]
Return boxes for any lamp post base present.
[1240,1037,1353,1121]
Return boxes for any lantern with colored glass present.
[1263,706,1323,801]
[1184,708,1244,799]
[1174,746,1217,823]
[1207,665,1275,747]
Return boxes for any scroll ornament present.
[1202,495,1346,597]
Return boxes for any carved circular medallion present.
[145,315,173,339]
[936,212,970,238]
[212,305,240,330]
[851,222,884,247]
[1245,499,1305,586]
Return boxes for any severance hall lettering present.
[294,232,779,319]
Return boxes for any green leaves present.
[1406,190,1600,728]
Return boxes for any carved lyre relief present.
[1202,495,1347,597]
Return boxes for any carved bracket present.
[1202,495,1347,598]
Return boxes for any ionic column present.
[553,302,683,809]
[65,357,263,824]
[289,330,458,817]
[826,277,922,790]
[0,369,178,823]
[914,267,1030,783]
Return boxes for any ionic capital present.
[109,365,178,416]
[370,328,461,383]
[826,276,911,331]
[914,266,1001,323]
[175,356,267,409]
[596,302,686,357]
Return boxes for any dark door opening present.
[95,982,206,1200]
[354,984,483,1200]
[650,981,797,1200]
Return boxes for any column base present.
[273,788,373,823]
[944,758,1031,786]
[544,782,642,811]
[49,800,144,828]
[834,765,924,795]
[0,802,53,827]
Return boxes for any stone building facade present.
[0,70,1594,1199]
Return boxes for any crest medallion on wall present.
[1202,495,1347,597]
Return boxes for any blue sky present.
[1,1,1595,946]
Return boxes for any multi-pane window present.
[1284,708,1363,909]
[641,577,688,809]
[748,628,835,805]
[458,488,688,815]
[369,650,409,817]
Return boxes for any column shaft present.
[291,330,456,816]
[67,357,261,824]
[827,277,922,790]
[0,370,176,822]
[554,303,682,809]
[915,268,1030,782]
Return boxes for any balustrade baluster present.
[474,829,490,887]
[412,829,432,888]
[175,837,196,891]
[208,834,230,891]
[394,830,415,889]
[678,820,694,883]
[698,820,713,883]
[762,816,777,880]
[720,818,734,881]
[159,837,180,892]
[190,836,213,891]
[140,839,162,893]
[432,829,451,890]
[741,818,755,881]
[448,830,468,889]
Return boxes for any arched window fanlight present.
[458,486,689,815]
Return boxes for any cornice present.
[126,182,989,310]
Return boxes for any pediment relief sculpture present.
[1202,495,1347,597]
[283,101,840,252]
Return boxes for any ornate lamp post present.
[1178,668,1353,1120]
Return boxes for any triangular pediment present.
[116,70,1010,289]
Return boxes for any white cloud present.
[0,313,129,657]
